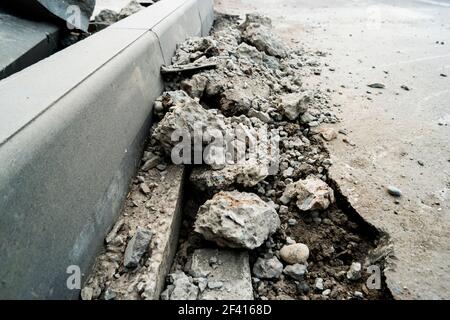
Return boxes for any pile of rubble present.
[82,13,389,300]
[91,0,153,31]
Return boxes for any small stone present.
[283,264,307,280]
[288,218,297,226]
[103,288,116,300]
[141,156,159,171]
[354,291,364,299]
[252,256,283,279]
[156,163,167,171]
[279,205,289,214]
[197,278,208,293]
[347,262,362,281]
[387,185,402,197]
[285,236,296,245]
[367,83,385,89]
[94,9,119,25]
[400,85,410,91]
[318,127,338,141]
[322,289,331,296]
[315,278,324,291]
[140,183,151,195]
[280,243,309,264]
[123,227,153,268]
[297,282,310,294]
[80,286,93,300]
[207,281,224,290]
[278,93,311,120]
[167,272,199,300]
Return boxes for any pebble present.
[123,227,153,268]
[346,262,362,281]
[280,243,309,264]
[387,185,402,197]
[141,156,160,171]
[315,278,324,291]
[322,289,331,296]
[140,183,151,195]
[367,83,385,89]
[156,163,167,171]
[283,264,307,280]
[296,282,310,294]
[207,281,224,290]
[288,218,297,226]
[285,237,296,244]
[80,286,93,300]
[252,256,283,279]
[400,85,410,91]
[279,205,289,214]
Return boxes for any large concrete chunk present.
[194,191,280,249]
[240,14,287,58]
[0,8,59,80]
[188,249,253,300]
[280,176,335,211]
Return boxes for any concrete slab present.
[188,249,254,300]
[0,8,59,80]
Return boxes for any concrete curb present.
[0,0,213,299]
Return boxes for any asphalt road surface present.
[215,0,450,299]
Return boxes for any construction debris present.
[83,12,390,301]
[280,177,335,211]
[194,191,280,249]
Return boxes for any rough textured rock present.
[123,227,153,268]
[190,162,269,191]
[283,264,308,280]
[278,93,311,120]
[194,191,280,249]
[241,14,287,58]
[188,249,253,300]
[252,256,283,279]
[118,0,144,20]
[153,90,191,119]
[94,9,119,25]
[152,96,228,151]
[162,271,199,300]
[280,176,335,211]
[220,89,253,116]
[280,243,310,264]
[347,262,362,281]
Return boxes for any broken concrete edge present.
[0,8,60,81]
[0,0,213,299]
[143,166,186,300]
[327,167,395,298]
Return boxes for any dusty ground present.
[215,0,450,299]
